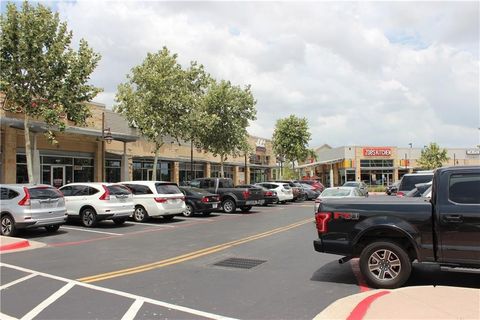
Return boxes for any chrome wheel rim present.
[134,208,145,221]
[224,201,233,212]
[183,205,193,216]
[82,210,94,226]
[368,249,402,281]
[2,217,12,235]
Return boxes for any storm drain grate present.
[213,257,267,269]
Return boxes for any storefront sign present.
[363,147,392,157]
[466,149,480,155]
[256,138,266,152]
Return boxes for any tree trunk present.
[24,114,35,184]
[220,155,224,178]
[152,143,160,181]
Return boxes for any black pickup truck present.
[190,178,264,213]
[313,166,480,288]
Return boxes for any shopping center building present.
[0,101,277,187]
[298,144,480,187]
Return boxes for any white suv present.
[255,182,294,203]
[120,181,186,222]
[59,183,134,227]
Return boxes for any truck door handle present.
[444,215,463,222]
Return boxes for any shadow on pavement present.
[310,260,359,286]
[406,264,480,289]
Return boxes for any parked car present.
[121,181,186,222]
[315,187,365,212]
[236,184,278,205]
[396,172,434,196]
[296,180,325,193]
[313,166,480,289]
[299,183,321,200]
[0,184,67,236]
[190,178,264,213]
[255,182,293,203]
[385,181,400,195]
[342,181,369,196]
[179,187,220,217]
[402,182,432,198]
[59,183,134,227]
[275,180,302,201]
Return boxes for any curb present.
[0,239,30,252]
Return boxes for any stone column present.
[173,161,180,184]
[3,127,17,184]
[355,159,361,181]
[205,162,211,177]
[394,167,399,182]
[233,165,240,185]
[329,164,334,187]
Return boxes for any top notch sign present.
[256,139,266,151]
[363,147,392,157]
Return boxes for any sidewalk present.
[0,235,44,253]
[315,285,480,320]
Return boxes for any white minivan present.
[120,181,186,222]
[59,183,134,227]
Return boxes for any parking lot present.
[1,198,478,320]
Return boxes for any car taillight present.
[201,196,210,203]
[315,212,331,233]
[99,185,110,200]
[154,197,168,203]
[265,191,273,196]
[18,187,31,206]
[242,190,250,199]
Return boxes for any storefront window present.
[211,164,234,179]
[179,162,204,182]
[250,168,267,183]
[132,160,172,181]
[105,159,121,183]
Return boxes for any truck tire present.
[359,241,411,289]
[222,199,236,213]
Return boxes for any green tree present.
[198,80,257,177]
[0,1,102,183]
[115,47,209,180]
[272,115,311,178]
[417,142,449,169]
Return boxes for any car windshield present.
[321,189,352,197]
[156,183,181,194]
[29,187,62,199]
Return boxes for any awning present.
[1,116,139,142]
[296,158,345,169]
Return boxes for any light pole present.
[101,112,113,182]
[408,143,413,172]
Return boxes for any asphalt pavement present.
[1,197,478,319]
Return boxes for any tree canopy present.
[0,0,101,182]
[197,80,257,177]
[272,115,311,170]
[417,142,449,169]
[115,47,210,180]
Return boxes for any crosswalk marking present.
[20,282,75,320]
[0,274,37,291]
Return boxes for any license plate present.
[118,197,126,202]
[259,200,265,205]
[246,200,257,205]
[212,203,218,209]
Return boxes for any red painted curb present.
[0,239,30,252]
[346,290,390,320]
[350,259,370,293]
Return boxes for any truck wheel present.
[360,241,411,289]
[222,199,236,213]
[240,206,252,212]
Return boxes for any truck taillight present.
[18,187,31,206]
[315,212,331,233]
[99,185,111,200]
[242,190,250,199]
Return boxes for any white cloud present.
[54,1,479,148]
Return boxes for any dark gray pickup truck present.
[314,166,480,288]
[190,178,264,213]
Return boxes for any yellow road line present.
[78,218,313,283]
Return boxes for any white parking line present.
[61,226,123,236]
[127,222,176,228]
[0,273,36,290]
[0,263,237,320]
[181,217,214,221]
[21,282,75,320]
[121,299,144,320]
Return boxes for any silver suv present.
[0,184,67,236]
